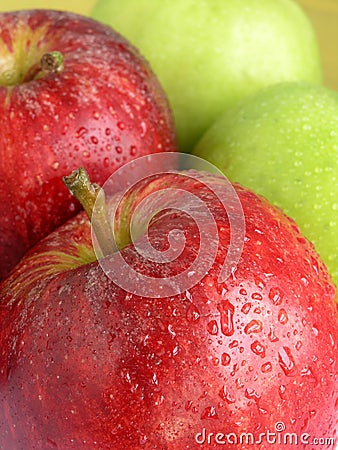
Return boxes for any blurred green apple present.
[91,0,322,152]
[194,81,338,286]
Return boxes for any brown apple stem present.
[63,168,117,257]
[22,51,64,83]
[40,51,64,73]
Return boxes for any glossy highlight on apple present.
[91,153,246,298]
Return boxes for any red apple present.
[0,9,177,281]
[0,162,336,449]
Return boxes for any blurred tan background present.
[0,0,337,91]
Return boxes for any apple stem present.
[63,168,117,257]
[40,51,64,73]
[22,51,64,83]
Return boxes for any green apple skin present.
[193,81,338,286]
[91,0,322,152]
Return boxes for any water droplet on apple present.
[245,387,261,401]
[172,345,179,357]
[244,319,263,335]
[229,340,239,349]
[278,308,288,325]
[261,362,272,373]
[52,161,59,170]
[230,363,240,377]
[219,386,236,404]
[295,340,303,351]
[278,384,286,399]
[268,287,283,306]
[328,333,335,348]
[130,145,137,156]
[251,292,263,301]
[140,121,147,137]
[254,277,265,289]
[251,340,266,358]
[167,324,176,338]
[185,400,193,411]
[221,353,231,366]
[120,368,132,384]
[241,302,251,314]
[300,366,318,384]
[235,378,244,389]
[186,303,200,323]
[117,121,125,130]
[90,136,99,145]
[115,146,122,154]
[76,127,88,138]
[268,326,279,342]
[217,300,235,336]
[139,435,148,445]
[207,320,218,335]
[211,356,219,366]
[312,325,319,337]
[201,406,218,419]
[278,347,296,376]
[151,372,159,386]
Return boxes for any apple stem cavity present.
[63,168,117,257]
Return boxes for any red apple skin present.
[0,9,177,281]
[0,173,337,449]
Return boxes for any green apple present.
[193,81,338,286]
[91,0,322,152]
